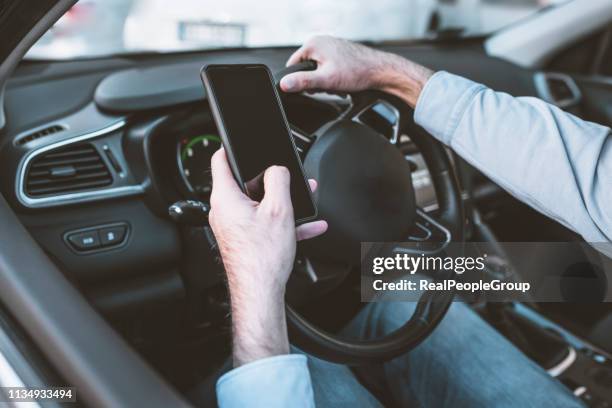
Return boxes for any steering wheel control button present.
[67,231,101,251]
[99,225,127,247]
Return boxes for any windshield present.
[27,0,571,60]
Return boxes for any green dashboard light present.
[181,134,221,161]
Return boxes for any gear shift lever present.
[168,200,222,323]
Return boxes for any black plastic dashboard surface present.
[83,43,537,113]
[5,42,538,132]
[0,41,538,288]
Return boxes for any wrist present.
[227,283,290,367]
[374,53,434,109]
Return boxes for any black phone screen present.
[205,65,316,221]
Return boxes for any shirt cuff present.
[414,71,486,145]
[217,354,314,408]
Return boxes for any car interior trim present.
[0,0,78,132]
[15,119,146,208]
[0,86,5,130]
[547,347,577,377]
[353,99,401,144]
[533,72,582,109]
[0,349,29,396]
[13,121,70,147]
[485,0,612,68]
[291,129,311,154]
[404,208,451,251]
[0,193,189,407]
[0,351,41,408]
[514,303,612,358]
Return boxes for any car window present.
[27,0,572,60]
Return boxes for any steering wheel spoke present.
[393,208,452,256]
[290,125,315,158]
[350,98,402,144]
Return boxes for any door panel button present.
[67,231,101,251]
[99,225,127,246]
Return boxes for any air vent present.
[25,143,113,197]
[16,124,67,146]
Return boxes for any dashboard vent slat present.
[16,124,67,146]
[25,143,113,197]
[41,146,97,159]
[31,155,103,168]
[27,171,112,186]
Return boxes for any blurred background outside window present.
[27,0,570,60]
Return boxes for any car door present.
[0,1,190,406]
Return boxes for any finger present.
[296,220,328,241]
[280,71,321,93]
[244,171,265,201]
[210,148,243,199]
[260,166,292,215]
[308,179,317,193]
[286,45,309,67]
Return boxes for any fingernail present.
[282,77,295,91]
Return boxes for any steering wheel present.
[274,61,465,365]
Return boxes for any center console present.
[509,303,612,407]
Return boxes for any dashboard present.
[0,43,538,313]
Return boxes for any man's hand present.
[209,149,327,367]
[280,35,434,108]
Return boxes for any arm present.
[414,71,612,243]
[209,149,326,407]
[281,36,612,245]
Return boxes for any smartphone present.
[201,64,317,224]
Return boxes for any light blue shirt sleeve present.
[216,354,315,408]
[414,71,612,247]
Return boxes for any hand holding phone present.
[201,64,317,224]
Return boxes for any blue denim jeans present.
[304,302,585,407]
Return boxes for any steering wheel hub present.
[303,119,416,264]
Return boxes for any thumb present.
[296,220,328,241]
[260,166,293,216]
[280,71,321,93]
[210,148,244,201]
